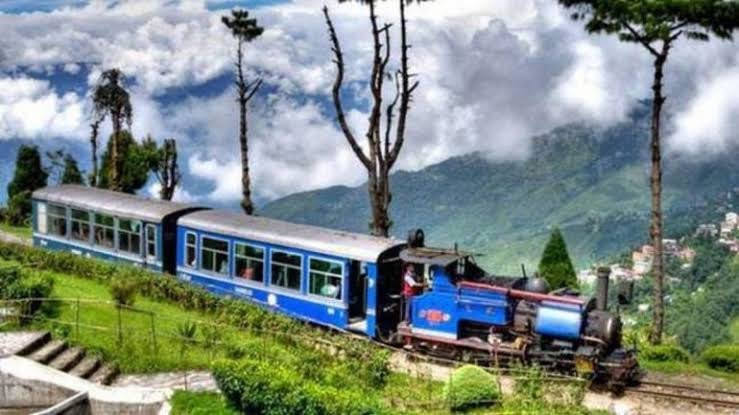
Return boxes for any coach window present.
[94,213,115,249]
[47,204,67,238]
[185,232,197,268]
[271,251,302,291]
[118,219,142,255]
[145,225,157,259]
[309,258,343,300]
[234,243,264,283]
[70,209,90,243]
[201,237,229,275]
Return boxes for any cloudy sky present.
[1,0,737,206]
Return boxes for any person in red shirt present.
[402,263,424,322]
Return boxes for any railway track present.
[625,380,739,409]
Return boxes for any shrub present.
[640,344,690,363]
[6,191,32,226]
[0,265,54,320]
[444,365,500,411]
[701,344,739,373]
[213,359,385,415]
[109,274,140,307]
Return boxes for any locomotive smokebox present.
[596,267,611,311]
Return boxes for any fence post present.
[75,297,80,341]
[117,306,122,347]
[150,311,157,356]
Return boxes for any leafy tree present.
[61,153,85,185]
[538,228,578,290]
[98,132,157,194]
[46,150,85,185]
[153,138,181,201]
[558,0,739,345]
[222,9,264,215]
[324,0,429,237]
[6,145,48,225]
[92,69,133,192]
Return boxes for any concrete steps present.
[15,331,118,385]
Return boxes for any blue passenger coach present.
[176,209,404,336]
[31,186,204,273]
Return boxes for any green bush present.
[0,265,54,319]
[701,344,739,373]
[6,191,32,226]
[640,344,690,363]
[213,359,385,415]
[109,274,140,307]
[444,365,500,411]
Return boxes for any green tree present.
[324,0,428,237]
[538,228,577,290]
[558,0,739,345]
[98,132,157,194]
[6,145,48,225]
[222,9,264,215]
[92,69,133,192]
[61,153,85,185]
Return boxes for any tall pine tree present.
[538,228,578,290]
[6,145,48,225]
[61,154,85,185]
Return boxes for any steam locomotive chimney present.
[596,267,611,311]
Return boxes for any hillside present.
[262,103,739,273]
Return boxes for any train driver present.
[402,263,426,322]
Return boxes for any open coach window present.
[201,237,229,275]
[94,214,115,249]
[235,243,264,283]
[118,219,142,255]
[47,204,67,238]
[271,251,302,291]
[309,258,343,300]
[185,232,197,267]
[71,209,90,242]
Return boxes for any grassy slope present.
[0,222,32,239]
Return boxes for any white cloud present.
[669,69,739,155]
[0,76,85,140]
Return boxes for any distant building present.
[695,224,718,238]
[678,247,696,263]
[663,239,679,256]
[577,269,596,285]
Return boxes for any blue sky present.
[1,0,737,206]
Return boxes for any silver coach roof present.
[179,209,403,262]
[32,185,202,223]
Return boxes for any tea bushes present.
[0,265,54,319]
[701,344,739,373]
[213,359,386,415]
[444,365,500,411]
[640,344,690,363]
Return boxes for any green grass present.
[0,222,32,239]
[640,359,739,384]
[170,391,239,415]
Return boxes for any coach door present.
[348,260,366,323]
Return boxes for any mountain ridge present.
[262,104,739,273]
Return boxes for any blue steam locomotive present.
[30,185,638,386]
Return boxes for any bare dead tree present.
[154,139,182,201]
[324,0,421,237]
[89,117,102,187]
[222,9,264,215]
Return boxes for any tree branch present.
[323,6,372,170]
[623,21,661,57]
[388,0,416,169]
